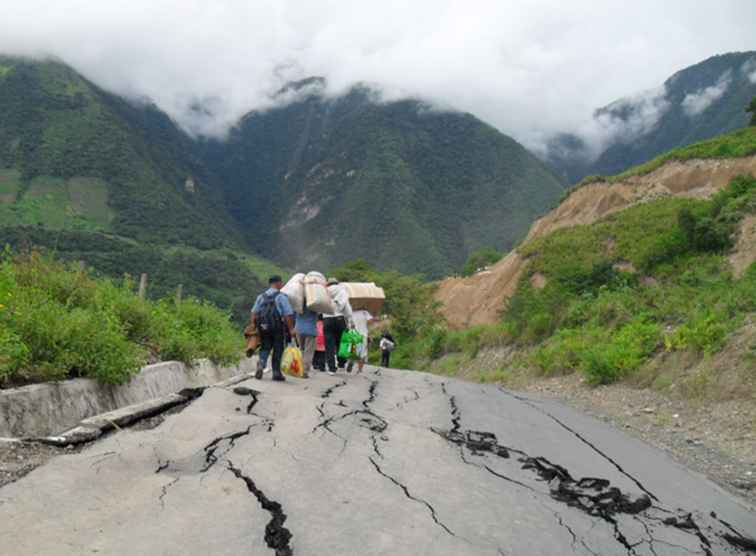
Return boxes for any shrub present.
[0,251,243,386]
[462,247,503,276]
[665,311,733,356]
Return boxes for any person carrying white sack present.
[346,309,375,373]
[323,277,354,376]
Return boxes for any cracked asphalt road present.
[1,367,755,555]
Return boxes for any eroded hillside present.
[437,154,756,328]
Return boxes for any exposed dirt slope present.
[730,215,756,279]
[437,155,756,328]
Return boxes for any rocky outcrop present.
[436,156,756,328]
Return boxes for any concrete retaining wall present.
[0,358,255,437]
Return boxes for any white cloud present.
[682,70,733,117]
[0,0,754,146]
[743,57,756,84]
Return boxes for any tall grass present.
[0,251,243,386]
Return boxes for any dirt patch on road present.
[0,442,71,487]
[0,403,187,488]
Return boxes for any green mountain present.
[202,81,566,278]
[548,51,756,183]
[0,55,239,247]
[0,58,566,305]
[0,56,276,320]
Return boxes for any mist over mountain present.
[547,51,756,183]
[201,79,566,277]
[0,57,566,282]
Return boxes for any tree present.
[748,96,756,126]
[462,247,503,276]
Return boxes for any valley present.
[0,7,755,554]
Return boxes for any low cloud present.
[743,57,756,84]
[682,70,733,117]
[0,0,754,146]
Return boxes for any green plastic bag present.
[338,329,364,360]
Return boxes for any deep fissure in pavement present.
[498,388,660,503]
[228,460,294,556]
[437,385,756,555]
[321,380,347,399]
[233,386,262,414]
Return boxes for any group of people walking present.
[250,275,395,381]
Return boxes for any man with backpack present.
[251,276,296,381]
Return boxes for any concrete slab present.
[0,358,256,437]
[0,367,754,555]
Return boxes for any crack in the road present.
[498,388,660,503]
[312,379,387,437]
[200,426,255,472]
[723,534,756,552]
[555,511,578,548]
[321,380,347,399]
[158,477,179,509]
[435,386,756,555]
[233,386,262,415]
[710,511,756,552]
[227,460,293,556]
[368,456,457,538]
[395,388,421,409]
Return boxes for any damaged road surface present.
[1,369,755,555]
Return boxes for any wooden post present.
[138,273,148,300]
[175,284,183,305]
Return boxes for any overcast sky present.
[1,0,754,150]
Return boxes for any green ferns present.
[0,252,243,386]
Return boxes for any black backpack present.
[257,291,283,333]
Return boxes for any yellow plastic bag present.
[282,346,304,377]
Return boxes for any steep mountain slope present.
[0,56,277,319]
[202,81,566,278]
[548,52,756,183]
[438,127,756,328]
[0,55,239,248]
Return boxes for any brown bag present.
[244,323,260,356]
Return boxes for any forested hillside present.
[0,56,240,247]
[202,81,566,278]
[548,51,756,183]
[0,56,276,319]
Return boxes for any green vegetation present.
[549,52,756,184]
[462,247,503,276]
[0,251,243,387]
[504,174,756,384]
[748,96,756,126]
[0,56,243,250]
[204,86,565,278]
[574,126,756,191]
[0,172,113,230]
[0,227,283,325]
[397,174,756,389]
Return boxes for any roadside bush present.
[496,174,756,387]
[665,311,734,356]
[0,251,243,387]
[0,326,28,382]
[532,318,660,384]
